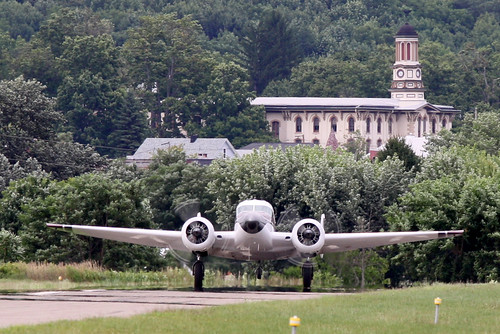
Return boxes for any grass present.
[1,283,498,333]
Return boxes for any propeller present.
[186,221,209,244]
[297,223,321,246]
[174,199,200,222]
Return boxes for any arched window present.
[442,119,447,129]
[366,139,371,154]
[432,118,436,134]
[417,117,422,137]
[401,43,405,61]
[295,117,302,132]
[313,139,320,145]
[271,121,279,137]
[407,43,411,60]
[366,117,371,133]
[313,117,320,132]
[423,117,427,133]
[377,139,382,147]
[331,117,338,132]
[388,118,393,134]
[377,117,382,134]
[348,117,355,132]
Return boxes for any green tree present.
[239,9,304,94]
[0,229,24,262]
[144,148,212,230]
[377,137,421,172]
[386,146,500,282]
[122,14,211,135]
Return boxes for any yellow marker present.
[289,315,301,327]
[434,297,442,324]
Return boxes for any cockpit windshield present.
[236,201,275,224]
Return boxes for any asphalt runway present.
[0,289,335,328]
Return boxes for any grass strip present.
[1,283,498,334]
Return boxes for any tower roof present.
[396,23,418,37]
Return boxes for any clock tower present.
[389,23,425,104]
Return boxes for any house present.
[125,137,238,168]
[251,23,459,155]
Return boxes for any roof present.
[252,97,459,114]
[127,138,237,161]
[396,23,418,37]
[252,97,399,110]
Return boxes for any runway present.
[0,289,334,328]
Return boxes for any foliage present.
[207,145,412,232]
[0,229,24,262]
[386,146,500,283]
[144,147,213,230]
[377,137,421,172]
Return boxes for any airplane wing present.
[321,230,464,253]
[46,223,188,251]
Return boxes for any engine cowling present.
[181,216,215,252]
[291,219,325,256]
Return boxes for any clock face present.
[416,69,421,78]
[397,69,404,78]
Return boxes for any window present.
[295,117,302,132]
[423,117,427,133]
[377,118,382,134]
[366,139,371,154]
[295,138,302,143]
[271,121,280,137]
[348,117,355,132]
[417,117,422,137]
[313,117,320,132]
[313,139,320,145]
[331,117,337,132]
[432,118,436,134]
[377,139,382,147]
[442,119,447,128]
[388,118,393,134]
[366,117,371,133]
[407,43,411,60]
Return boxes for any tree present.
[122,14,211,135]
[144,148,213,230]
[377,137,421,172]
[0,229,24,262]
[0,76,106,178]
[386,146,500,282]
[0,173,166,270]
[184,61,274,147]
[239,9,304,94]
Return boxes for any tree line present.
[1,108,499,284]
[0,1,499,157]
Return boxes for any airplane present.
[47,199,464,292]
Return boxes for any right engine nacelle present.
[181,216,215,253]
[291,219,325,256]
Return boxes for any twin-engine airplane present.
[47,199,463,292]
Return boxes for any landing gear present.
[193,256,205,292]
[256,263,263,280]
[302,260,314,292]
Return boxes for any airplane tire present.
[256,267,263,280]
[193,260,205,292]
[302,261,313,292]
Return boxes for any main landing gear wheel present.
[256,266,263,280]
[302,260,314,292]
[193,260,205,292]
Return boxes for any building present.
[125,137,238,168]
[251,23,459,153]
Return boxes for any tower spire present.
[389,22,425,104]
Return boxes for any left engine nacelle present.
[291,219,325,256]
[181,216,215,252]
